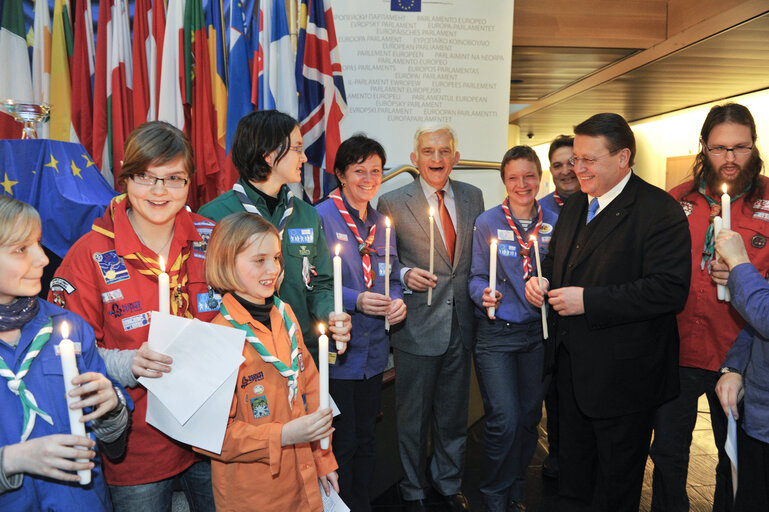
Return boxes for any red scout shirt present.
[48,197,218,485]
[197,293,337,512]
[671,177,769,371]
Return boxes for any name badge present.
[55,342,82,355]
[336,232,348,242]
[122,312,150,331]
[288,228,314,244]
[497,229,515,241]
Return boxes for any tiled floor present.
[372,396,719,511]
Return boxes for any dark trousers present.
[734,425,769,511]
[329,373,384,512]
[557,347,654,512]
[650,367,732,512]
[394,313,471,501]
[474,320,545,511]
[544,372,559,457]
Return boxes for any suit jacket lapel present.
[405,179,452,267]
[452,180,471,269]
[554,192,586,286]
[569,174,638,271]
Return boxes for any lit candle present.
[384,217,391,331]
[333,245,345,351]
[59,322,91,485]
[531,235,549,339]
[157,256,170,315]
[317,324,329,450]
[721,184,731,230]
[428,207,434,306]
[713,215,730,302]
[488,239,497,318]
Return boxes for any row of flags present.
[0,0,347,208]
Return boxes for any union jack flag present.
[295,0,347,204]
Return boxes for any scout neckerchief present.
[501,197,543,279]
[221,296,300,408]
[92,195,194,318]
[552,190,564,207]
[0,319,55,441]
[698,179,751,272]
[232,182,294,241]
[329,188,378,288]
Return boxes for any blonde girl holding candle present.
[0,196,128,511]
[50,122,218,512]
[468,146,559,512]
[198,212,338,512]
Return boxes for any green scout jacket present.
[198,179,335,361]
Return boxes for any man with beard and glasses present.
[650,103,769,512]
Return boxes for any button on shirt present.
[316,196,403,379]
[469,204,560,323]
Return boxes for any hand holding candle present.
[385,217,391,331]
[317,324,330,450]
[157,256,170,315]
[428,207,435,306]
[59,322,91,485]
[488,239,498,318]
[531,235,549,339]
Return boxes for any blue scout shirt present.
[0,300,114,512]
[539,192,562,214]
[469,204,559,324]
[722,263,769,444]
[316,195,403,379]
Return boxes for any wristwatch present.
[719,367,741,376]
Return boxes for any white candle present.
[531,235,549,339]
[721,184,731,230]
[59,322,91,485]
[428,207,434,306]
[317,324,329,450]
[488,239,497,318]
[384,217,391,331]
[333,245,345,350]
[157,256,170,315]
[713,215,730,302]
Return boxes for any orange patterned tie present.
[436,190,456,264]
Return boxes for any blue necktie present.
[586,198,599,224]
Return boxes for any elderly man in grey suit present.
[377,123,484,512]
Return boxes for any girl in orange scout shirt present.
[197,212,338,512]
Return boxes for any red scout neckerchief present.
[552,190,564,207]
[501,197,544,279]
[92,195,194,318]
[329,188,378,288]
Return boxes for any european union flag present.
[0,139,117,257]
[391,0,421,12]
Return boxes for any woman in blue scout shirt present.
[468,145,559,512]
[315,135,407,512]
[0,196,129,511]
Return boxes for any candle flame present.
[429,206,434,218]
[491,238,497,245]
[722,183,728,194]
[318,323,325,335]
[61,321,69,339]
[530,235,536,242]
[335,244,340,256]
[159,255,166,273]
[385,216,391,228]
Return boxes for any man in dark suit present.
[377,123,484,512]
[525,113,691,511]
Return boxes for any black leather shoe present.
[403,498,429,512]
[508,501,526,512]
[442,492,471,511]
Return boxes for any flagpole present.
[288,0,298,51]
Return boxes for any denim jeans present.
[474,319,545,511]
[109,460,215,512]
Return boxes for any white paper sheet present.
[319,480,350,512]
[139,316,245,425]
[725,408,738,498]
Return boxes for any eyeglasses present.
[568,148,621,167]
[706,145,753,156]
[130,173,189,189]
[288,145,304,154]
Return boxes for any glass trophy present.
[0,100,51,139]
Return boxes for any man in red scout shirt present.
[650,103,769,512]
